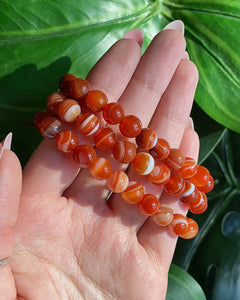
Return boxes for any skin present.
[0,29,199,300]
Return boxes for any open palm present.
[1,25,199,300]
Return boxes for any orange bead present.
[164,148,185,170]
[46,92,65,114]
[167,214,188,236]
[119,115,142,138]
[68,78,90,101]
[72,144,97,168]
[94,127,117,150]
[75,113,99,135]
[89,157,112,180]
[121,181,144,204]
[164,173,185,196]
[58,99,81,122]
[137,194,159,216]
[178,157,198,178]
[135,128,158,150]
[107,170,129,193]
[112,140,136,163]
[148,164,171,185]
[152,205,174,226]
[39,116,61,138]
[131,152,155,175]
[198,175,215,194]
[179,218,199,239]
[189,191,208,214]
[149,138,170,160]
[85,90,108,112]
[59,73,77,97]
[180,181,201,205]
[56,130,79,153]
[102,102,125,124]
[189,165,210,187]
[33,111,54,130]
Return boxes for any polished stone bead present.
[89,157,112,180]
[198,175,215,194]
[189,191,208,214]
[72,144,97,168]
[85,90,108,112]
[102,102,125,124]
[112,140,136,163]
[135,128,157,150]
[178,157,198,178]
[131,152,155,175]
[152,205,174,226]
[107,170,129,193]
[119,115,142,138]
[68,78,90,100]
[76,113,99,135]
[164,173,185,196]
[179,218,199,239]
[39,116,61,138]
[137,194,159,216]
[58,99,81,122]
[121,181,144,204]
[59,73,77,97]
[167,214,188,236]
[94,127,117,150]
[189,165,210,187]
[164,148,185,170]
[149,138,170,160]
[56,130,79,153]
[148,164,170,185]
[46,92,65,114]
[180,181,201,205]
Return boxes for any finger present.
[22,37,142,199]
[109,59,199,231]
[0,136,22,297]
[137,128,199,270]
[66,30,186,208]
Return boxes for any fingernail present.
[187,117,194,130]
[163,20,184,35]
[123,29,144,47]
[183,51,189,60]
[0,132,12,159]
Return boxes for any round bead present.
[178,157,198,178]
[112,140,136,163]
[56,130,79,153]
[58,99,81,122]
[164,148,185,170]
[107,170,129,193]
[164,173,185,196]
[102,102,125,124]
[131,152,155,175]
[189,191,208,214]
[180,181,201,205]
[59,73,77,97]
[119,115,142,138]
[179,218,199,239]
[33,111,54,130]
[72,144,97,168]
[39,116,61,138]
[135,128,158,150]
[76,113,99,135]
[148,164,171,185]
[152,205,174,226]
[137,194,159,216]
[198,175,215,194]
[89,157,112,180]
[189,165,210,187]
[68,78,90,101]
[94,127,117,150]
[121,181,144,204]
[46,92,65,114]
[149,138,170,160]
[85,90,108,112]
[167,214,188,236]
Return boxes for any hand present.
[1,24,199,300]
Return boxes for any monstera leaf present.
[173,130,240,300]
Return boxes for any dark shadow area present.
[0,57,72,166]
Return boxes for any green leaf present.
[173,130,240,299]
[167,264,206,300]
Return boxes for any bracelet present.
[34,74,214,239]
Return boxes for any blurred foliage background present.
[0,0,240,299]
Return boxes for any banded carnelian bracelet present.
[34,74,214,240]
